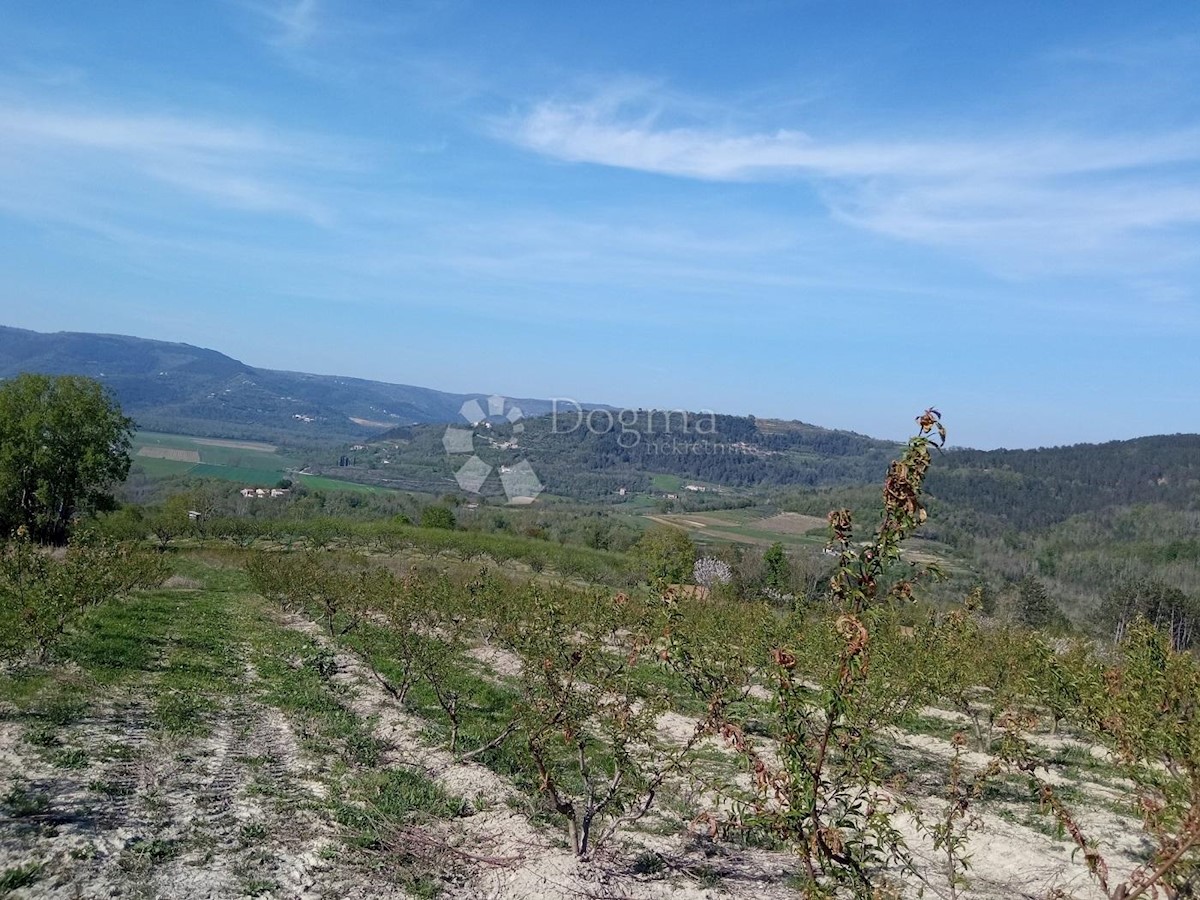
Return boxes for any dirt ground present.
[0,580,1157,900]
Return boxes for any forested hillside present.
[321,412,901,498]
[0,326,569,441]
[778,434,1200,624]
[928,435,1200,532]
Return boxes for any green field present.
[131,431,398,495]
[189,463,290,485]
[639,507,833,551]
[129,456,197,478]
[135,432,289,470]
[132,430,291,487]
[693,523,828,548]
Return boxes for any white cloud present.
[0,104,357,224]
[248,0,320,48]
[0,105,353,164]
[505,94,1200,280]
[513,98,1200,181]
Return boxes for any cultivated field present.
[129,432,388,495]
[644,509,831,548]
[190,438,278,453]
[136,447,201,463]
[3,543,1192,900]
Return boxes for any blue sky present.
[1,1,1198,448]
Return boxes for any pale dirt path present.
[0,667,406,899]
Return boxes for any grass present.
[150,591,248,736]
[631,850,667,875]
[659,519,827,549]
[336,769,464,847]
[335,612,751,842]
[249,625,384,766]
[50,747,89,769]
[12,572,253,739]
[241,877,279,897]
[136,431,277,451]
[651,474,684,491]
[641,506,830,550]
[238,822,270,845]
[2,677,94,755]
[0,863,43,896]
[59,594,180,683]
[117,836,186,874]
[1046,741,1108,773]
[130,456,199,478]
[188,445,279,467]
[0,554,468,896]
[334,771,462,898]
[88,778,134,798]
[190,463,290,485]
[2,785,50,818]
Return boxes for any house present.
[242,486,290,499]
[685,484,707,492]
[617,487,627,497]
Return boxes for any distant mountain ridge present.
[0,326,573,442]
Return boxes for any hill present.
[927,435,1200,532]
[778,433,1200,616]
[0,326,571,442]
[304,410,902,499]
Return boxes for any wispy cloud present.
[0,98,864,323]
[511,93,1200,180]
[4,107,296,156]
[248,0,321,48]
[504,92,1200,281]
[0,104,361,225]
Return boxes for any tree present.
[693,556,733,588]
[972,580,997,617]
[419,505,456,530]
[763,541,791,592]
[147,494,194,552]
[633,524,695,588]
[1017,574,1062,630]
[1100,578,1199,651]
[0,374,133,544]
